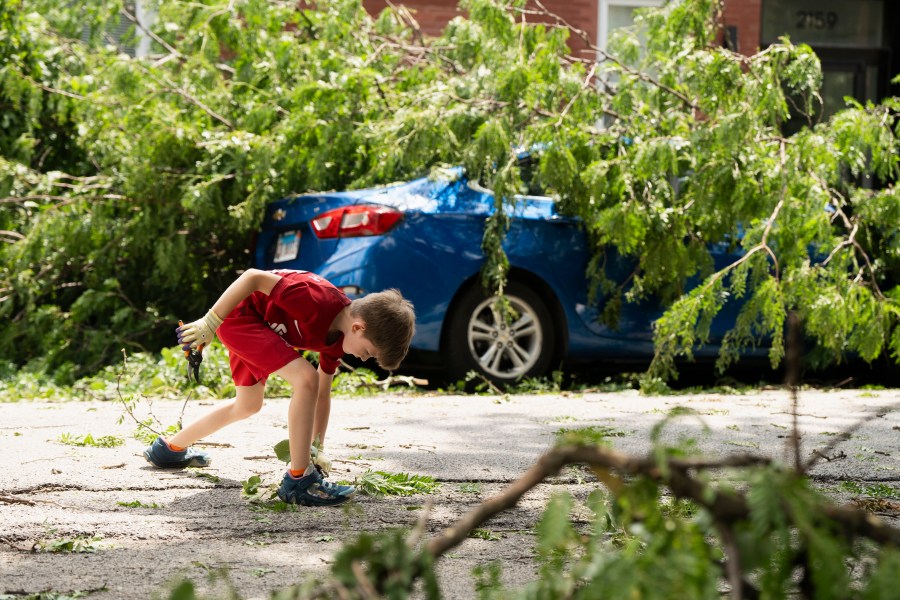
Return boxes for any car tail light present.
[310,205,403,239]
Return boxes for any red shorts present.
[216,316,301,387]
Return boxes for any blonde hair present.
[350,289,415,371]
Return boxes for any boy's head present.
[349,289,415,371]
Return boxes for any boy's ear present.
[351,321,367,333]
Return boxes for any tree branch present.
[425,444,900,561]
[521,1,700,111]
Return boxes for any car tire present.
[445,281,555,387]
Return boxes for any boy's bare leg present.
[275,357,317,473]
[167,382,265,448]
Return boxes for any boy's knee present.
[275,358,318,396]
[293,370,318,396]
[236,400,263,418]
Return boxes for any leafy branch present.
[523,0,700,111]
[115,349,191,442]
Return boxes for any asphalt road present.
[2,386,899,598]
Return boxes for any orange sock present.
[289,469,304,478]
[164,438,187,452]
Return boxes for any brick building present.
[362,0,900,118]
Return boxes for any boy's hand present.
[176,309,223,350]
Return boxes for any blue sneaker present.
[277,464,356,506]
[143,436,211,468]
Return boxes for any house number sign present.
[762,0,884,47]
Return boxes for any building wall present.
[720,0,761,55]
[362,0,598,59]
[363,0,462,37]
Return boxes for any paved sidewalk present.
[1,387,898,598]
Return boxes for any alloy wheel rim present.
[466,295,543,380]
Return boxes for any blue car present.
[253,163,745,385]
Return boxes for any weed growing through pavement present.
[186,468,220,483]
[117,500,160,509]
[840,481,900,499]
[33,526,105,554]
[546,415,577,424]
[244,540,271,547]
[727,440,759,449]
[251,568,275,578]
[469,529,501,541]
[507,370,564,394]
[459,482,483,494]
[555,425,628,446]
[348,454,384,461]
[56,433,124,448]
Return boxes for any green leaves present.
[351,470,440,497]
[0,0,898,382]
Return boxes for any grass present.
[469,529,502,541]
[839,481,900,499]
[117,500,160,509]
[555,425,629,446]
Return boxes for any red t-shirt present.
[228,270,351,375]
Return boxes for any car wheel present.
[446,281,555,386]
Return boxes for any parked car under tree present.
[253,159,749,386]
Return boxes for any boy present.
[143,268,415,507]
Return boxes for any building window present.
[81,1,156,58]
[597,0,664,54]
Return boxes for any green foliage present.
[273,437,323,464]
[273,439,292,464]
[555,424,629,446]
[330,528,440,600]
[469,529,501,541]
[347,470,441,497]
[33,530,105,554]
[839,481,900,499]
[459,482,483,494]
[0,0,898,384]
[471,464,898,599]
[117,500,160,509]
[56,432,124,447]
[132,422,180,446]
[241,475,263,497]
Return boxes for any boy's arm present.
[313,366,335,446]
[311,366,335,473]
[178,269,281,349]
[209,268,280,318]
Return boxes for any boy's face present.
[342,322,379,363]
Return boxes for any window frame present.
[596,0,664,55]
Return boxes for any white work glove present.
[177,309,223,350]
[311,445,332,475]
